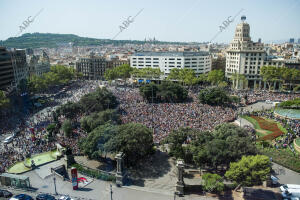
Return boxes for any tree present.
[104,64,133,82]
[80,109,121,132]
[0,90,10,109]
[192,124,257,169]
[225,155,271,186]
[157,81,188,103]
[56,101,82,119]
[79,124,118,159]
[260,66,279,91]
[202,173,225,193]
[62,119,73,137]
[168,68,197,86]
[164,128,199,160]
[229,72,247,89]
[79,87,118,114]
[198,87,231,106]
[110,123,154,165]
[139,83,159,102]
[207,70,225,86]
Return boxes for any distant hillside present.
[0,33,194,49]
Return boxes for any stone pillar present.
[254,80,257,90]
[274,82,276,90]
[264,81,267,90]
[115,152,124,186]
[176,160,185,195]
[259,80,262,90]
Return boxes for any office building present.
[290,38,295,43]
[76,56,107,80]
[130,51,211,78]
[225,16,284,89]
[11,49,28,87]
[0,47,14,90]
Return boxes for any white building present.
[130,51,211,78]
[225,16,292,89]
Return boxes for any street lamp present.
[110,184,113,200]
[53,175,57,195]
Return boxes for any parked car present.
[3,136,14,144]
[58,196,73,200]
[9,194,33,200]
[281,184,300,192]
[0,189,13,198]
[36,194,56,200]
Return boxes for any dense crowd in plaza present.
[1,81,300,173]
[112,87,236,143]
[231,89,300,104]
[0,80,99,173]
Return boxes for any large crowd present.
[112,87,236,143]
[1,82,300,173]
[0,80,99,173]
[231,89,300,104]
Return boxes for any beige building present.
[225,16,285,89]
[28,51,51,76]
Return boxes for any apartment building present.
[130,51,211,78]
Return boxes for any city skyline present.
[0,0,300,43]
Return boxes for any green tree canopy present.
[198,87,231,106]
[56,101,82,119]
[80,109,121,133]
[62,119,73,138]
[104,64,133,81]
[167,68,198,86]
[207,70,225,86]
[225,155,271,186]
[0,90,10,109]
[139,83,159,102]
[157,81,188,103]
[202,173,225,193]
[79,87,118,114]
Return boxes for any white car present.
[281,184,300,192]
[3,136,14,144]
[59,195,74,200]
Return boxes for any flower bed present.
[251,116,285,141]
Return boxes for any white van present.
[281,184,300,192]
[282,189,300,200]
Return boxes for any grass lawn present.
[257,144,300,173]
[296,138,300,147]
[242,115,287,140]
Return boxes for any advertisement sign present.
[71,167,78,190]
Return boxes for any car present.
[9,194,33,200]
[281,184,300,192]
[0,189,13,198]
[36,194,56,200]
[3,136,14,144]
[265,100,273,104]
[58,196,73,200]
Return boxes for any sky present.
[0,0,299,43]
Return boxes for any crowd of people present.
[0,80,100,173]
[231,89,300,104]
[112,87,236,143]
[1,81,300,173]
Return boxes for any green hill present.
[0,33,194,49]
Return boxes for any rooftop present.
[132,51,209,57]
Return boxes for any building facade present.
[130,51,211,78]
[225,16,285,89]
[0,47,14,90]
[76,57,107,80]
[28,51,51,76]
[11,49,28,87]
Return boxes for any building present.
[106,58,129,69]
[76,56,107,80]
[28,51,51,76]
[225,16,285,89]
[130,51,211,78]
[298,38,300,44]
[10,49,28,87]
[289,38,295,43]
[0,47,14,90]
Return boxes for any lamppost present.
[110,184,113,200]
[53,175,58,195]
